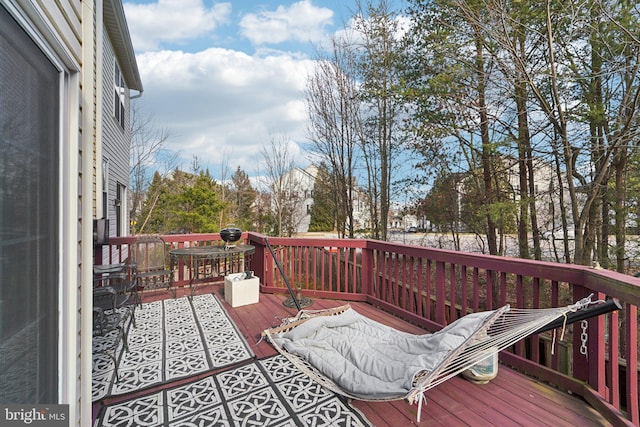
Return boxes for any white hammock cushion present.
[264,301,588,404]
[268,306,504,400]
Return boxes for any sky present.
[123,0,405,181]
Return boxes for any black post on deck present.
[265,238,301,311]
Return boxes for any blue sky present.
[123,0,406,182]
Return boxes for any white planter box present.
[224,272,259,307]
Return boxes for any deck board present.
[143,285,612,426]
[490,367,608,425]
[443,375,551,427]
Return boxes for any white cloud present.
[134,48,315,175]
[124,0,232,51]
[239,0,333,45]
[122,1,348,178]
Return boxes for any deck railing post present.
[435,261,446,325]
[361,246,372,297]
[589,291,607,395]
[624,303,639,426]
[252,237,266,289]
[94,244,103,265]
[263,240,274,288]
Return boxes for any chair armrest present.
[93,286,117,299]
[93,263,126,274]
[93,286,118,311]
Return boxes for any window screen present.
[0,5,60,403]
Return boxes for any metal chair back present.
[130,235,173,300]
[132,235,168,273]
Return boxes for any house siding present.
[80,2,99,427]
[25,0,82,64]
[102,29,131,237]
[1,0,88,425]
[1,1,139,426]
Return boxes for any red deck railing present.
[98,232,639,426]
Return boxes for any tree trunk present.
[474,28,498,255]
[614,149,627,272]
[515,78,530,259]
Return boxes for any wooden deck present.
[170,284,612,427]
[92,284,613,426]
[100,233,640,425]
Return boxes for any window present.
[0,5,59,403]
[102,158,109,216]
[115,183,126,236]
[114,61,125,129]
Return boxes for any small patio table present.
[169,244,255,296]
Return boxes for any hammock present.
[262,296,617,421]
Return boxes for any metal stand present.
[283,284,313,309]
[265,238,312,311]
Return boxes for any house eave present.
[103,0,143,92]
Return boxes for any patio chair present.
[93,263,137,300]
[93,285,136,327]
[130,235,174,305]
[93,289,132,381]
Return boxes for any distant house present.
[280,165,373,234]
[290,165,318,233]
[502,156,576,236]
[351,186,371,231]
[0,1,141,425]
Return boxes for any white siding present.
[1,1,140,425]
[1,0,87,425]
[101,29,131,237]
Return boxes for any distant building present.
[503,156,576,235]
[283,165,317,234]
[280,165,374,234]
[351,186,372,231]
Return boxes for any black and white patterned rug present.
[95,354,371,426]
[93,294,255,401]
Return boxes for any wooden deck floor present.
[144,284,612,426]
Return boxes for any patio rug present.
[95,354,371,426]
[93,294,255,402]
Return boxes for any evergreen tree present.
[137,169,224,234]
[309,163,336,232]
[421,172,461,235]
[229,166,257,231]
[170,170,223,233]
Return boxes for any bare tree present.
[129,102,175,233]
[260,136,305,237]
[352,0,406,241]
[305,35,361,238]
[406,0,640,266]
